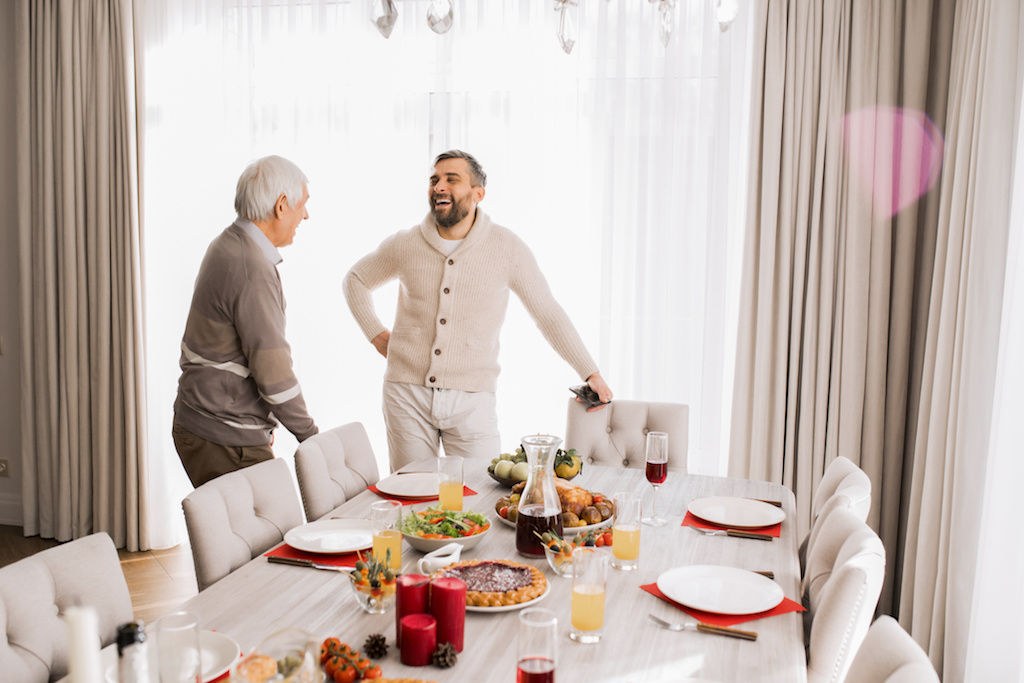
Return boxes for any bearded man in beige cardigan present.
[343,150,613,469]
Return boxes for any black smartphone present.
[569,384,607,409]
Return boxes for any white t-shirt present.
[440,237,463,255]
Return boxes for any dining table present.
[165,463,807,683]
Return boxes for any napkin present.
[264,543,363,567]
[367,484,477,505]
[681,511,782,537]
[640,583,805,627]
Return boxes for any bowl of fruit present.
[348,555,397,614]
[488,446,584,486]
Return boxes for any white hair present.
[234,155,308,222]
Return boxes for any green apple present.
[494,460,515,479]
[510,462,530,482]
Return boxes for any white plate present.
[466,585,550,613]
[199,630,241,682]
[657,565,784,615]
[375,472,440,498]
[284,518,374,554]
[687,496,785,529]
[104,630,240,683]
[495,513,612,536]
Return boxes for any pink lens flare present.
[841,107,944,219]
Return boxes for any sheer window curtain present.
[133,0,753,547]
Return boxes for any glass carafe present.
[515,434,564,557]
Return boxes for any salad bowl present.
[400,507,491,553]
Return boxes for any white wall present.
[0,0,22,526]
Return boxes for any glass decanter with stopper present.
[515,434,564,557]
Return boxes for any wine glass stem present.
[650,483,659,518]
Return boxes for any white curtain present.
[133,0,753,546]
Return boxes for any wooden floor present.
[0,525,198,624]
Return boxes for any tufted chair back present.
[182,457,304,591]
[799,468,872,572]
[805,513,886,683]
[294,422,381,521]
[0,532,133,682]
[565,399,689,472]
[845,616,938,683]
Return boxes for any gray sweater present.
[344,210,598,393]
[174,220,317,446]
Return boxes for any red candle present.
[399,614,437,666]
[395,574,429,647]
[429,576,466,652]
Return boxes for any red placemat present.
[366,484,477,505]
[640,583,805,627]
[681,511,782,537]
[264,543,364,567]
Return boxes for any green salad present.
[400,507,490,539]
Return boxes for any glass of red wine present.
[642,431,669,527]
[517,608,557,683]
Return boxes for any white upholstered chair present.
[811,456,862,521]
[564,398,689,471]
[800,467,872,571]
[182,457,304,591]
[0,532,133,682]
[294,422,381,521]
[804,508,886,683]
[845,616,938,683]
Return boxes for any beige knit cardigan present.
[343,210,599,393]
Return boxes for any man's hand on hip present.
[585,372,613,411]
[371,330,391,358]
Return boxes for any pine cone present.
[363,633,388,659]
[431,642,457,668]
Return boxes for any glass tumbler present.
[156,611,201,683]
[370,499,403,570]
[517,608,557,682]
[569,547,608,644]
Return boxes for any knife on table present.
[268,556,350,571]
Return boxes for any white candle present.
[64,606,103,683]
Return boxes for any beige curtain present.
[899,0,1023,679]
[729,0,951,613]
[14,0,149,551]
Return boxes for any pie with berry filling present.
[432,559,547,607]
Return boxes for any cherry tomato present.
[594,535,605,547]
[332,665,357,683]
[593,494,605,504]
[499,505,509,519]
[602,532,613,546]
[321,637,341,664]
[363,665,383,679]
[324,655,343,677]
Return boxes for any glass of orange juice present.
[610,491,641,571]
[370,500,403,570]
[437,455,464,511]
[569,547,608,644]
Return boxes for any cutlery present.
[749,498,783,507]
[267,556,350,572]
[690,526,774,542]
[648,614,758,641]
[752,570,775,580]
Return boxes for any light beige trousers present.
[382,381,501,471]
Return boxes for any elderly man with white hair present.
[172,155,319,487]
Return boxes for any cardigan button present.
[429,376,436,383]
[440,319,447,325]
[448,259,454,265]
[606,426,612,433]
[443,287,450,294]
[622,459,630,466]
[434,349,442,356]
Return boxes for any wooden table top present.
[180,465,807,683]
